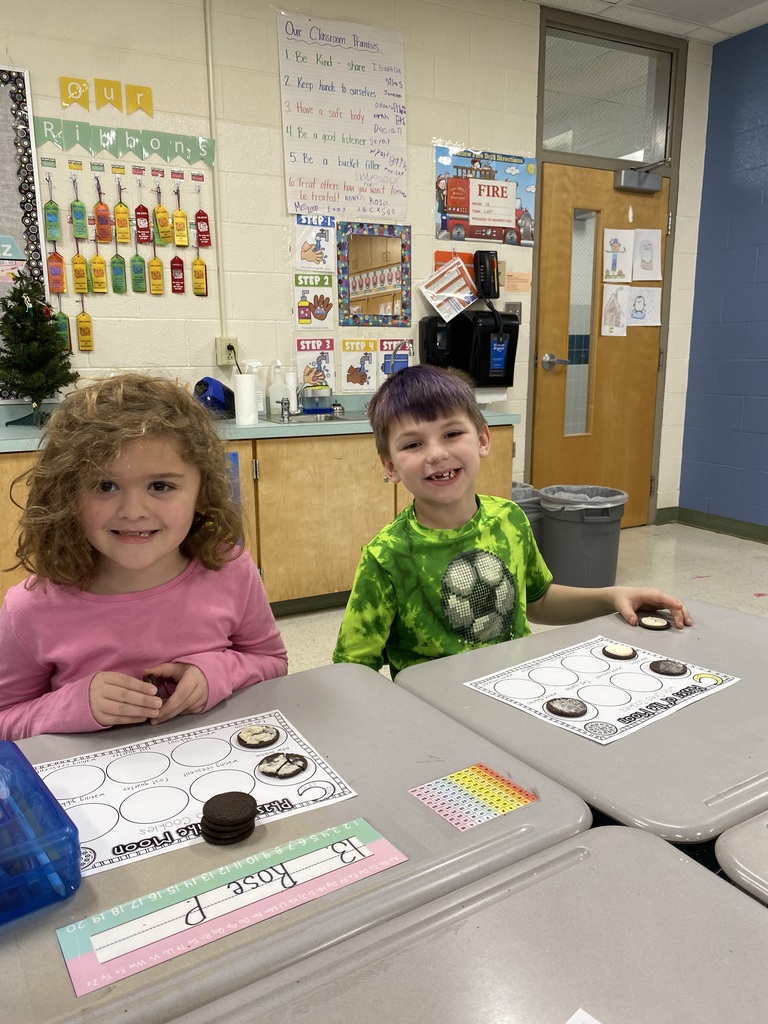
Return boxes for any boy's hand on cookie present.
[144,662,209,725]
[611,587,692,629]
[89,672,163,727]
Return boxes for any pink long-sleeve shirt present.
[0,550,288,740]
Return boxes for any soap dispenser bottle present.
[268,360,292,417]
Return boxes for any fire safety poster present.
[434,146,536,247]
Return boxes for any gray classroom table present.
[715,809,768,904]
[174,826,768,1024]
[396,600,768,844]
[3,662,589,1024]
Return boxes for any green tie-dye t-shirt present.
[333,495,552,676]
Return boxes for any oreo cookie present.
[544,697,588,718]
[602,643,637,660]
[237,724,279,749]
[649,659,687,677]
[638,614,671,631]
[201,820,255,845]
[258,752,309,778]
[200,791,258,846]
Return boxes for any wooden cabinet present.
[0,451,35,603]
[254,425,513,602]
[1,426,513,608]
[347,234,402,316]
[0,445,256,605]
[254,434,395,603]
[368,236,399,270]
[224,440,259,563]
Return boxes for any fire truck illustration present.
[443,162,533,245]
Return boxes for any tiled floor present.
[276,524,768,674]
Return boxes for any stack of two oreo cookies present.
[200,792,259,846]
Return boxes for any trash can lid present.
[538,484,628,511]
[512,482,541,496]
[512,482,543,513]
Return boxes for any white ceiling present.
[534,0,768,43]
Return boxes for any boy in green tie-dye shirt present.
[333,366,690,676]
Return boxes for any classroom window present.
[542,27,672,164]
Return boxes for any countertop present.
[0,401,519,453]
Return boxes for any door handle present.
[541,352,571,371]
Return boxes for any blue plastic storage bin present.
[0,741,80,925]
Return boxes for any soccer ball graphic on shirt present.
[440,549,516,644]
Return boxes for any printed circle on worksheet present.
[615,672,663,693]
[577,684,632,707]
[492,676,547,700]
[171,737,231,767]
[561,654,610,674]
[541,699,599,722]
[583,721,619,739]
[190,770,256,804]
[66,802,119,842]
[120,786,189,824]
[107,751,171,784]
[529,666,579,687]
[42,764,105,800]
[255,754,317,787]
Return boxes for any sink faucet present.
[279,397,292,421]
[389,339,411,374]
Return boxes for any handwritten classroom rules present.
[278,11,407,221]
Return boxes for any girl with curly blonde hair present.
[1,373,287,740]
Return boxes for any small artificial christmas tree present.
[0,268,79,426]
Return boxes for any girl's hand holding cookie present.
[144,662,209,725]
[89,672,163,727]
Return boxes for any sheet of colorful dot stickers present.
[33,711,356,875]
[463,636,739,744]
[410,764,538,831]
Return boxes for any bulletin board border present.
[0,67,44,287]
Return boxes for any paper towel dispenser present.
[419,311,519,388]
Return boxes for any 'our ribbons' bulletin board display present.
[278,11,407,221]
[37,164,213,351]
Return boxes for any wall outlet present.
[504,301,522,323]
[216,336,238,367]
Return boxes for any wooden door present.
[255,434,396,603]
[531,164,669,526]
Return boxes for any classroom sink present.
[266,411,369,425]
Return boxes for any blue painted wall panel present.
[743,396,768,432]
[683,24,768,523]
[684,393,743,431]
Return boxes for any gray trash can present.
[512,482,544,550]
[538,485,628,587]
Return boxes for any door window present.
[565,209,596,436]
[542,28,672,164]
